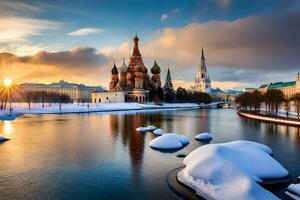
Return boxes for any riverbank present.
[0,103,200,119]
[238,111,300,126]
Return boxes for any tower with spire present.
[195,48,211,93]
[163,68,174,92]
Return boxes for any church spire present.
[132,33,141,57]
[163,67,174,91]
[201,47,205,61]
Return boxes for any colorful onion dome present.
[111,61,118,74]
[151,60,161,74]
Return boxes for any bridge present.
[207,101,235,108]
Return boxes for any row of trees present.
[149,86,212,104]
[21,91,72,110]
[176,87,212,104]
[236,89,300,118]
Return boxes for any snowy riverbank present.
[0,103,199,117]
[238,111,300,126]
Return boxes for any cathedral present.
[108,34,162,102]
[195,48,211,93]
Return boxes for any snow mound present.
[136,127,147,132]
[286,184,300,199]
[153,128,164,136]
[0,136,9,141]
[145,125,156,131]
[195,132,212,141]
[149,133,189,150]
[178,140,288,200]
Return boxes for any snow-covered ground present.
[178,140,289,200]
[239,112,300,126]
[2,102,198,115]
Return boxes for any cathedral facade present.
[195,48,211,93]
[108,34,162,102]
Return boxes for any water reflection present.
[0,109,300,200]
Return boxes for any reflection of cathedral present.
[195,48,211,93]
[109,34,162,102]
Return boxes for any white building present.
[19,80,105,102]
[91,91,125,103]
[195,48,211,93]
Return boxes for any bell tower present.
[195,48,211,93]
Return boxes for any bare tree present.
[284,97,291,117]
[291,94,300,118]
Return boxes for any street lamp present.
[3,78,12,115]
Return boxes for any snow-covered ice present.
[0,136,9,141]
[286,184,300,199]
[194,132,212,141]
[0,111,22,121]
[3,102,198,115]
[178,140,288,200]
[136,127,147,132]
[145,125,156,131]
[153,128,164,136]
[149,133,189,150]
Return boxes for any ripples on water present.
[0,109,299,200]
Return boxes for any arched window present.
[135,96,138,102]
[99,98,101,103]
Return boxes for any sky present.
[0,0,300,90]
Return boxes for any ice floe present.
[0,136,9,141]
[136,127,147,132]
[145,125,156,131]
[149,133,189,150]
[153,128,164,136]
[178,140,288,200]
[286,184,300,200]
[194,132,212,141]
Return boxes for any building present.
[91,91,125,103]
[163,68,174,92]
[250,73,300,99]
[195,48,211,93]
[211,88,242,101]
[95,34,163,103]
[211,88,226,101]
[19,80,105,102]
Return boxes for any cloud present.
[0,1,61,55]
[102,7,300,89]
[160,8,180,21]
[0,47,112,86]
[68,28,103,36]
[0,17,60,43]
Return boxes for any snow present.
[0,111,22,121]
[0,136,9,141]
[136,127,147,132]
[4,102,199,115]
[286,184,300,199]
[145,125,156,131]
[195,132,212,141]
[178,140,288,200]
[149,133,189,150]
[239,111,300,126]
[153,128,164,136]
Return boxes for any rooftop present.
[268,81,296,89]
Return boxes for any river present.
[0,108,299,200]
